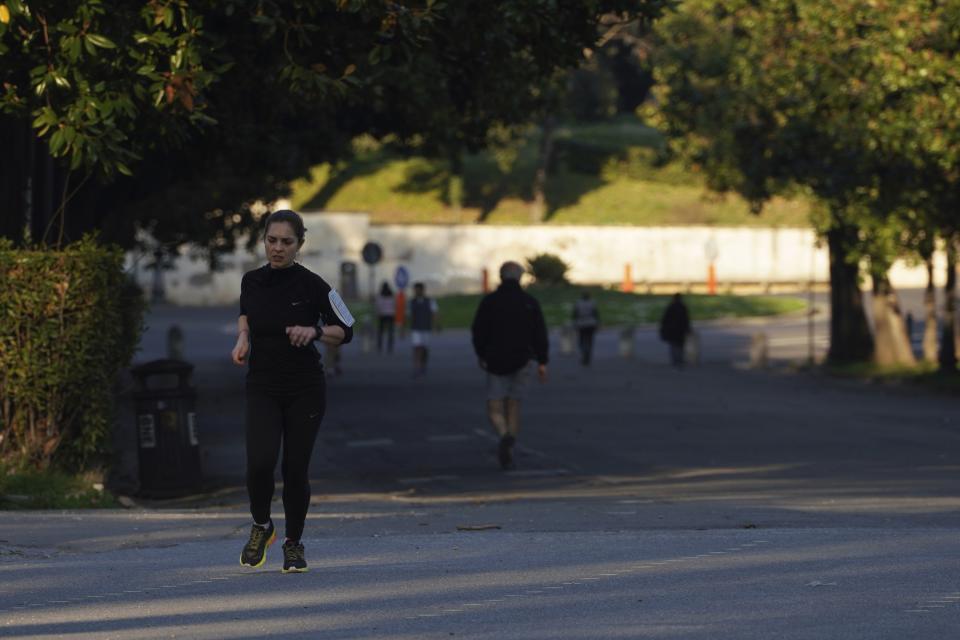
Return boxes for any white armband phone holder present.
[328,289,356,327]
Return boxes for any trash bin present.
[130,359,202,497]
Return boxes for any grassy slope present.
[290,119,811,227]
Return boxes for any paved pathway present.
[2,302,959,639]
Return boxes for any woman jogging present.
[231,210,354,573]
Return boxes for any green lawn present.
[0,465,117,509]
[290,119,812,227]
[352,286,806,330]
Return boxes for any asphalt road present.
[2,294,959,639]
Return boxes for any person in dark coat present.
[659,293,691,367]
[471,261,549,469]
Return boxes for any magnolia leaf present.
[86,34,117,49]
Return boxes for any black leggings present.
[377,315,395,352]
[245,383,325,541]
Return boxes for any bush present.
[0,236,145,471]
[526,253,570,285]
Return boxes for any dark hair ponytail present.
[264,209,306,243]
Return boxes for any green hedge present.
[0,236,144,471]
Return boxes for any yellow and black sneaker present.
[240,520,276,568]
[281,540,308,573]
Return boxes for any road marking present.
[398,475,460,485]
[346,438,394,448]
[505,469,570,478]
[427,434,472,443]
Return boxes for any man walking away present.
[471,261,549,469]
[409,282,439,376]
[572,291,600,366]
[659,293,691,367]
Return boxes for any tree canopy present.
[1,0,674,253]
[646,0,960,364]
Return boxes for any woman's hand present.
[232,332,249,365]
[286,325,318,347]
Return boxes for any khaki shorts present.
[487,363,531,400]
[411,330,430,347]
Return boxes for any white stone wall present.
[128,211,943,305]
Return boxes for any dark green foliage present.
[0,236,145,470]
[1,1,676,256]
[526,253,571,285]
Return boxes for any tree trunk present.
[923,255,939,363]
[446,150,463,222]
[870,269,916,367]
[938,236,957,372]
[826,225,874,363]
[530,116,556,223]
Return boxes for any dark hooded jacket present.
[659,298,691,345]
[471,280,549,375]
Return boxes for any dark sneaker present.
[498,435,516,470]
[282,540,308,573]
[240,521,276,568]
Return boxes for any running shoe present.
[240,520,276,568]
[498,434,516,470]
[282,539,308,573]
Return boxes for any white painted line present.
[398,475,460,485]
[606,511,637,515]
[442,609,465,613]
[474,428,498,441]
[515,445,548,459]
[505,468,570,477]
[905,610,930,613]
[427,434,472,443]
[346,438,395,448]
[464,603,485,607]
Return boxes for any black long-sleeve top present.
[471,280,549,375]
[240,263,353,393]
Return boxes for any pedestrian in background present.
[231,209,354,573]
[572,291,600,366]
[471,261,549,469]
[376,281,395,354]
[659,292,691,368]
[409,281,439,376]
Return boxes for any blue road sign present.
[394,265,410,289]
